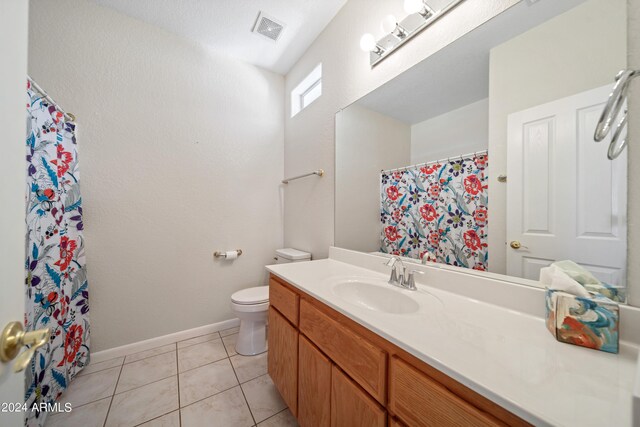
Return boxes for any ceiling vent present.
[252,12,285,42]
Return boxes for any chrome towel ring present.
[594,69,640,160]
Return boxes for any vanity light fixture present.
[360,0,465,67]
[360,33,385,56]
[404,0,434,19]
[381,15,408,39]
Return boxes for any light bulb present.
[360,33,377,52]
[381,15,398,34]
[404,0,424,14]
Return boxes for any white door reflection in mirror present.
[507,85,627,286]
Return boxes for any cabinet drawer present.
[299,299,386,403]
[389,357,502,427]
[331,365,386,427]
[269,277,299,326]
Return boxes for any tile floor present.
[47,327,299,427]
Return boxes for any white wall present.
[0,0,29,416]
[487,0,627,274]
[28,0,284,351]
[410,98,488,164]
[335,104,410,252]
[283,0,519,259]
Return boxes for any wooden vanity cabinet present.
[389,356,501,427]
[389,416,407,427]
[267,306,298,416]
[299,299,387,403]
[331,365,386,427]
[298,335,331,427]
[269,277,299,325]
[267,274,530,427]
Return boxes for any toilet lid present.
[232,286,269,305]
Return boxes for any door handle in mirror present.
[510,240,528,250]
[0,321,50,372]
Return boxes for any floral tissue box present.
[583,283,627,303]
[545,289,619,354]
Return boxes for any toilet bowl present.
[230,248,311,356]
[231,286,270,356]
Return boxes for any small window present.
[291,63,322,117]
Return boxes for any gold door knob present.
[510,240,522,249]
[0,321,50,372]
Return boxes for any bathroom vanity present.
[268,274,526,426]
[266,248,639,427]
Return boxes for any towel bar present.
[282,169,324,184]
[594,69,640,160]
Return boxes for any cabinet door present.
[389,416,406,427]
[298,335,331,427]
[331,365,386,427]
[268,307,298,416]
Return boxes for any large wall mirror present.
[335,0,629,300]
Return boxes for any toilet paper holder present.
[214,249,243,259]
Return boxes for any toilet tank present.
[274,248,311,264]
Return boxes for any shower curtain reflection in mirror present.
[380,152,489,270]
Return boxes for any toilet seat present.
[231,300,269,313]
[231,286,269,305]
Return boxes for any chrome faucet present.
[384,256,423,291]
[404,269,424,290]
[385,256,404,286]
[421,251,437,264]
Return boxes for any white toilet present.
[230,248,311,356]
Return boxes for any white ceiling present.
[91,0,347,75]
[356,0,585,124]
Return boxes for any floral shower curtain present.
[380,152,489,270]
[25,80,89,426]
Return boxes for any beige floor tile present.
[78,356,124,377]
[179,358,239,407]
[257,409,299,427]
[59,366,120,408]
[177,333,220,349]
[105,376,179,427]
[230,352,268,383]
[219,326,239,337]
[124,343,176,364]
[241,374,286,423]
[181,386,253,427]
[221,333,238,356]
[46,397,111,427]
[177,339,227,372]
[116,351,177,394]
[138,410,180,427]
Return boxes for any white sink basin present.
[332,279,420,314]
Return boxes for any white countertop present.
[266,250,638,427]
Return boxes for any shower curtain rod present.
[380,149,488,175]
[27,76,76,122]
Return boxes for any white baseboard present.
[90,318,241,364]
